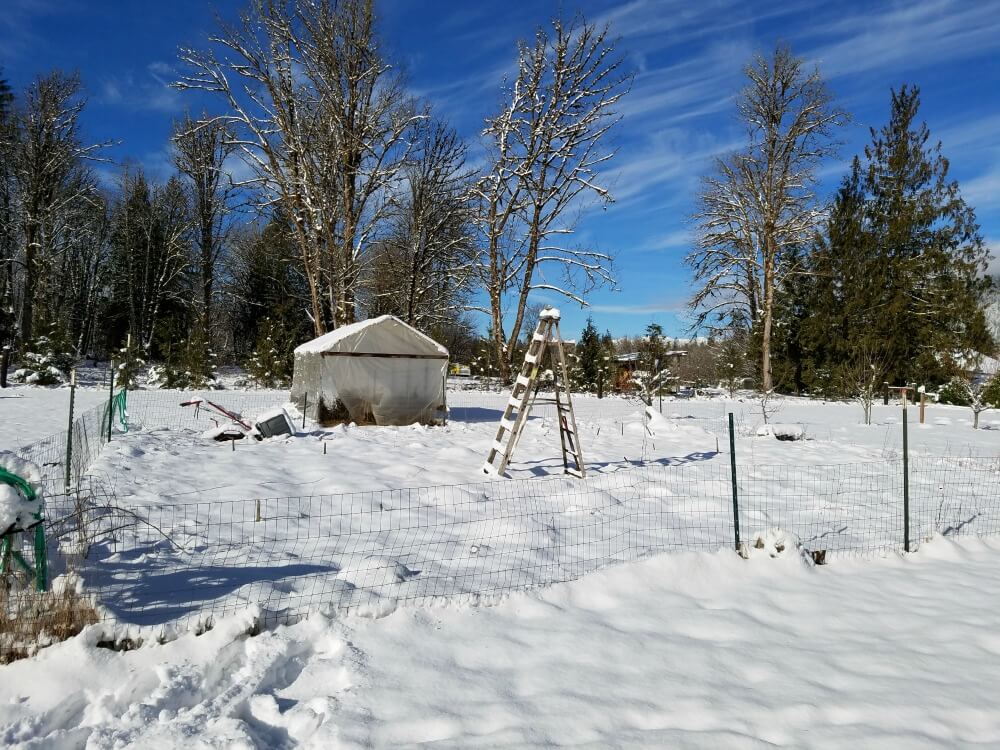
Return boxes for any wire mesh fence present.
[0,454,991,660]
[10,387,292,485]
[5,385,1000,663]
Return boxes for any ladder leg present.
[484,318,553,476]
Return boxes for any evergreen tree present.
[574,317,603,392]
[806,86,992,387]
[637,322,668,403]
[226,217,312,365]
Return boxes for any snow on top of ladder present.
[539,308,561,320]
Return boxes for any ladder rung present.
[492,440,507,454]
[532,332,546,342]
[483,462,499,475]
[515,375,531,387]
[524,354,537,364]
[507,397,523,409]
[499,418,514,431]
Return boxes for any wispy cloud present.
[632,229,692,253]
[803,0,1000,79]
[98,61,182,114]
[964,163,1000,212]
[0,0,64,60]
[589,300,687,315]
[606,129,741,207]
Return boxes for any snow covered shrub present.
[745,528,816,564]
[148,328,220,390]
[245,317,294,388]
[115,339,146,389]
[10,334,76,386]
[937,377,971,406]
[939,375,1000,428]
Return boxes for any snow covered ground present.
[1,385,108,453]
[3,382,1000,746]
[77,387,1000,502]
[3,534,1000,748]
[3,383,999,630]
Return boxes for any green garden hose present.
[104,389,129,434]
[0,466,46,592]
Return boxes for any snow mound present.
[337,556,419,588]
[746,527,812,565]
[755,423,805,441]
[644,407,674,435]
[0,452,43,534]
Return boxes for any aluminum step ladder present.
[483,309,585,478]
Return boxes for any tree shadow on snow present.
[518,451,720,477]
[83,560,342,626]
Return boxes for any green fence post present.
[33,523,47,592]
[64,368,77,493]
[728,412,741,552]
[107,358,115,443]
[903,401,910,553]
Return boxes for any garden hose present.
[0,466,46,592]
[104,389,130,434]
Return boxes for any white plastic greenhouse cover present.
[290,315,448,426]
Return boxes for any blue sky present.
[2,0,999,340]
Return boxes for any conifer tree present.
[574,317,603,392]
[806,86,992,386]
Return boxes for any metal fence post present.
[107,358,115,443]
[33,521,47,592]
[64,368,77,493]
[903,401,910,552]
[728,412,741,552]
[302,392,308,430]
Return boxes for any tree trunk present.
[22,224,38,345]
[201,221,213,342]
[761,263,774,392]
[491,291,509,384]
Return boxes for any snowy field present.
[1,385,109,452]
[3,381,1000,746]
[2,534,1000,748]
[4,381,1000,629]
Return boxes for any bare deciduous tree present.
[476,16,630,381]
[176,0,417,335]
[946,365,1000,430]
[9,72,109,346]
[172,113,236,344]
[109,169,191,351]
[367,117,476,329]
[840,343,887,425]
[688,44,847,391]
